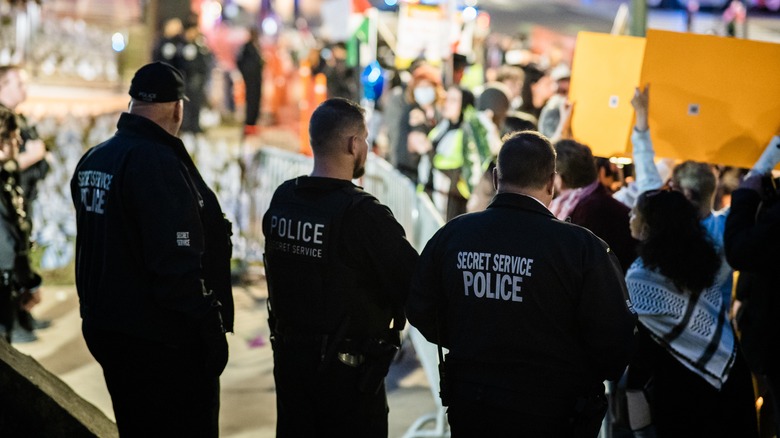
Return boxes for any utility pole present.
[630,0,648,37]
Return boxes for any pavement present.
[12,271,439,438]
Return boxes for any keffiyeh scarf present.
[626,259,736,389]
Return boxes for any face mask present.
[414,86,436,106]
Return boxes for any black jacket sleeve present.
[406,227,446,345]
[725,188,780,273]
[346,197,419,330]
[124,149,213,320]
[576,237,638,381]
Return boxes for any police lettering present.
[462,271,523,302]
[270,215,324,244]
[77,170,113,215]
[81,187,107,214]
[457,251,534,303]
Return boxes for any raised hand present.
[632,85,650,132]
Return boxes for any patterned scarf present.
[550,180,600,221]
[626,259,736,389]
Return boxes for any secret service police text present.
[456,251,533,302]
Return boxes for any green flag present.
[347,17,370,67]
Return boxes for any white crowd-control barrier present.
[246,147,450,437]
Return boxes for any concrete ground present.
[13,271,440,437]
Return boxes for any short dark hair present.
[497,130,556,189]
[502,113,537,135]
[309,98,365,155]
[595,156,616,179]
[554,139,598,189]
[477,85,510,114]
[0,106,19,140]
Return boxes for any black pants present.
[244,80,262,127]
[273,344,388,438]
[83,324,220,438]
[447,400,578,437]
[445,384,606,438]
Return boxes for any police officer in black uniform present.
[70,62,233,437]
[263,98,418,437]
[406,131,637,437]
[0,107,42,342]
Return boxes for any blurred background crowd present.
[2,0,780,436]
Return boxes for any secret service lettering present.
[77,170,113,215]
[456,251,533,302]
[268,215,326,259]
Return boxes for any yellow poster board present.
[641,29,780,169]
[568,32,646,158]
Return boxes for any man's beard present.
[352,161,365,179]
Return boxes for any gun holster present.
[356,331,401,394]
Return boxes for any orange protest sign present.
[641,29,780,168]
[569,31,646,158]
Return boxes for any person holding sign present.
[625,189,759,437]
[630,85,780,307]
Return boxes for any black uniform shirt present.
[263,176,418,338]
[407,192,636,413]
[71,113,232,344]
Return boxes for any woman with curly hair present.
[625,189,757,437]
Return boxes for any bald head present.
[128,99,183,136]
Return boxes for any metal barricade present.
[244,147,313,249]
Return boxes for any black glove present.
[200,304,229,377]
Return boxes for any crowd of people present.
[370,46,780,436]
[1,13,780,438]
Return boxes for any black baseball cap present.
[129,62,188,103]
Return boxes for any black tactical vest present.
[263,178,387,338]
